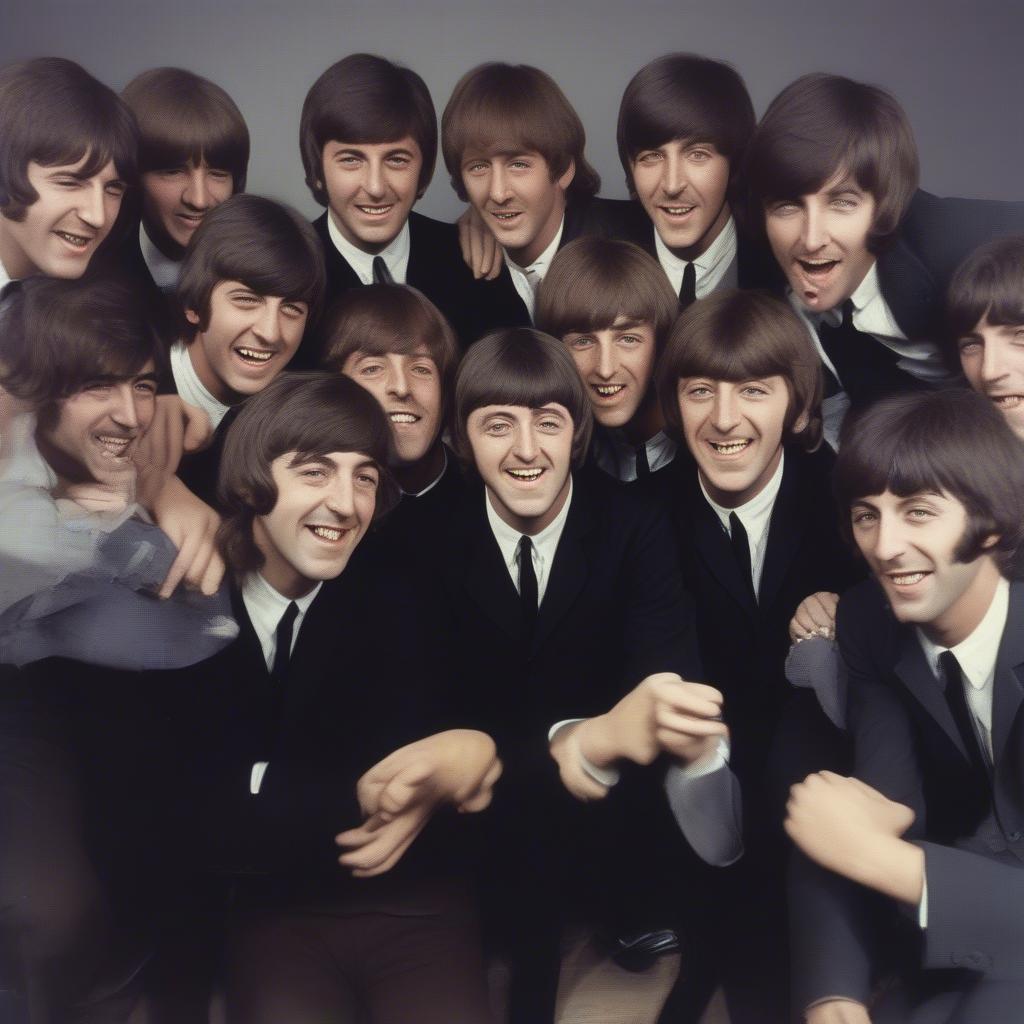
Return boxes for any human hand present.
[134,395,212,479]
[549,723,613,801]
[789,591,839,643]
[147,475,224,598]
[805,999,872,1024]
[457,207,502,280]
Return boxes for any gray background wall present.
[4,0,1022,222]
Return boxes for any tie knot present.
[939,649,961,684]
[372,255,394,285]
[518,535,534,559]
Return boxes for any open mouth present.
[592,384,626,398]
[388,412,421,424]
[307,524,347,543]
[490,211,523,224]
[506,467,544,482]
[177,212,205,226]
[660,204,696,217]
[235,347,274,366]
[886,570,930,588]
[94,433,134,458]
[356,204,394,217]
[797,258,840,278]
[707,439,751,456]
[990,393,1024,410]
[55,230,93,250]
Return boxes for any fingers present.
[457,210,473,268]
[456,756,502,813]
[199,550,226,596]
[158,524,201,599]
[649,679,725,721]
[790,592,839,641]
[335,808,429,877]
[181,402,212,454]
[479,229,502,280]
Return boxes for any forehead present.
[274,449,377,471]
[852,488,957,507]
[346,343,436,363]
[28,155,120,183]
[324,136,421,155]
[471,402,570,419]
[463,144,547,164]
[210,280,305,304]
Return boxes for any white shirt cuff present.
[918,873,928,929]
[250,761,269,795]
[549,718,621,787]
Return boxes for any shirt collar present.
[327,212,410,285]
[918,576,1010,689]
[654,214,737,277]
[169,341,232,429]
[502,215,565,284]
[403,446,448,498]
[699,448,786,531]
[849,260,882,314]
[139,223,182,291]
[485,474,574,573]
[0,256,13,295]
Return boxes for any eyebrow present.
[611,318,647,332]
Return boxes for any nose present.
[663,151,688,196]
[871,513,906,563]
[801,204,828,252]
[252,301,284,346]
[326,473,356,519]
[182,167,212,210]
[596,340,616,380]
[387,362,410,398]
[488,164,510,204]
[513,424,538,461]
[710,388,740,433]
[109,383,140,430]
[363,158,386,200]
[980,341,1008,385]
[78,180,108,230]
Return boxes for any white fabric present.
[169,341,231,430]
[654,215,738,299]
[327,212,410,285]
[592,428,677,484]
[502,217,565,321]
[139,223,182,291]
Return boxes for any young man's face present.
[320,136,423,254]
[0,157,126,280]
[764,172,876,314]
[958,315,1024,441]
[141,159,234,253]
[461,150,575,267]
[254,450,379,598]
[677,374,797,508]
[341,346,443,465]
[467,402,574,533]
[185,280,309,404]
[36,362,159,489]
[631,140,731,257]
[850,489,1000,643]
[563,317,656,429]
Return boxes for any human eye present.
[358,361,384,377]
[209,168,232,181]
[387,154,412,168]
[464,160,487,175]
[104,180,127,197]
[851,508,876,527]
[282,302,307,319]
[84,381,113,395]
[687,148,711,163]
[356,470,380,487]
[906,506,936,522]
[768,200,799,217]
[538,418,563,432]
[618,334,643,347]
[1013,327,1024,345]
[510,158,532,170]
[134,380,158,396]
[232,292,260,307]
[636,151,662,165]
[686,384,713,399]
[957,337,981,355]
[568,335,594,349]
[411,362,436,377]
[832,194,860,211]
[484,420,511,436]
[740,383,769,397]
[298,465,327,480]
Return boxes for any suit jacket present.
[792,579,1024,1019]
[300,210,522,364]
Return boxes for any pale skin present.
[549,673,728,801]
[335,729,501,877]
[789,591,840,642]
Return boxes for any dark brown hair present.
[946,235,1024,369]
[299,54,437,205]
[122,67,249,190]
[743,73,919,252]
[177,194,326,338]
[441,63,600,202]
[0,58,137,220]
[217,372,399,575]
[536,237,678,353]
[452,328,593,469]
[657,289,823,451]
[616,53,754,196]
[0,274,161,407]
[835,389,1024,573]
[319,284,459,410]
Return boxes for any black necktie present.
[518,536,538,638]
[728,512,756,603]
[372,256,394,284]
[815,300,910,406]
[635,443,651,479]
[939,650,991,782]
[679,261,697,309]
[271,601,300,683]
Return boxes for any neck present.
[143,219,185,262]
[186,338,236,406]
[507,196,566,268]
[0,228,34,280]
[923,558,1003,648]
[490,471,571,536]
[329,208,397,256]
[665,201,731,263]
[699,444,783,510]
[393,442,445,494]
[622,389,664,446]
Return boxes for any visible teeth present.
[310,525,342,541]
[594,384,625,396]
[96,435,131,455]
[664,206,695,215]
[357,205,393,215]
[507,468,543,480]
[493,212,520,221]
[890,572,926,586]
[388,412,419,423]
[56,231,90,246]
[237,347,273,362]
[993,395,1023,408]
[709,440,750,454]
[799,258,838,270]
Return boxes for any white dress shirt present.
[503,217,565,321]
[0,256,13,297]
[169,341,232,430]
[139,224,182,291]
[485,476,573,604]
[592,429,678,483]
[699,450,786,599]
[654,215,738,299]
[327,212,411,285]
[241,572,322,795]
[789,262,950,448]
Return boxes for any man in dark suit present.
[787,389,1024,1024]
[440,63,642,326]
[440,327,736,1022]
[295,54,508,362]
[319,282,464,543]
[536,236,681,482]
[745,73,1024,446]
[614,52,778,303]
[649,289,863,1023]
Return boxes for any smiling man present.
[947,235,1024,441]
[297,53,503,362]
[167,193,325,506]
[787,388,1024,1024]
[745,73,1024,446]
[649,288,862,1024]
[0,58,136,291]
[536,236,679,481]
[441,327,734,1023]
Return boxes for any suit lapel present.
[458,499,523,644]
[313,213,362,291]
[229,585,273,699]
[992,582,1024,769]
[877,235,938,340]
[759,451,804,611]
